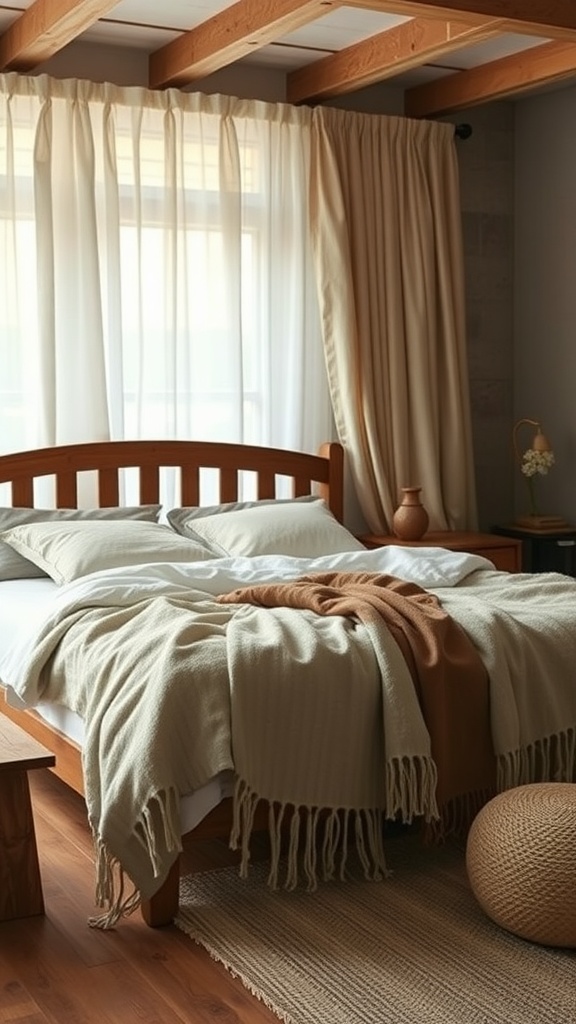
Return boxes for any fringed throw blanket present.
[428,570,576,791]
[1,580,444,924]
[218,571,495,843]
[13,593,237,927]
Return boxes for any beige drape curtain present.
[310,106,478,533]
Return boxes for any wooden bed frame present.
[0,438,344,926]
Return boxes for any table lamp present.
[513,418,570,532]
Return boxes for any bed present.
[1,439,575,930]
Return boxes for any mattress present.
[0,578,232,834]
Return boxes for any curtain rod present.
[454,123,472,140]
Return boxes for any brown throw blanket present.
[219,571,496,831]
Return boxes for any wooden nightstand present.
[492,525,576,576]
[359,531,522,573]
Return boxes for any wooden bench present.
[0,714,56,921]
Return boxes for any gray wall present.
[514,84,576,527]
[442,105,516,532]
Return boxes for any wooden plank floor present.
[0,769,280,1023]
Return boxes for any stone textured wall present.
[514,84,576,527]
[443,104,516,531]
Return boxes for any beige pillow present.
[167,495,318,538]
[168,498,364,558]
[0,519,215,585]
[0,505,162,580]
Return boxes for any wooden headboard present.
[0,439,344,522]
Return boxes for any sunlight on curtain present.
[0,76,332,474]
[310,106,477,532]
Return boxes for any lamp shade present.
[531,428,552,453]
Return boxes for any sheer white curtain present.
[0,75,333,460]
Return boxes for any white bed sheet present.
[0,578,232,834]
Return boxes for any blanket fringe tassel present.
[88,787,181,929]
[425,788,495,844]
[88,840,142,929]
[497,726,576,792]
[87,731,576,928]
[385,754,439,825]
[231,753,439,891]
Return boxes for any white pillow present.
[0,505,162,580]
[168,498,364,558]
[0,519,215,584]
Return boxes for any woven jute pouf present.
[466,783,576,948]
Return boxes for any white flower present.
[521,448,555,478]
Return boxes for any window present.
[0,83,332,459]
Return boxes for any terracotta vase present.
[392,486,429,541]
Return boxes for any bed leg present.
[140,857,180,927]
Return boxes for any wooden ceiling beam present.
[405,38,576,116]
[287,15,503,103]
[149,0,344,89]
[345,1,576,41]
[0,0,120,71]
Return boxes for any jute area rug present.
[175,834,576,1024]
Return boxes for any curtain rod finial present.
[455,123,472,140]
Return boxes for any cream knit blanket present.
[430,569,576,789]
[12,593,237,925]
[1,583,437,925]
[219,571,495,846]
[221,597,437,892]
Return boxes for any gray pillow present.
[0,505,161,580]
